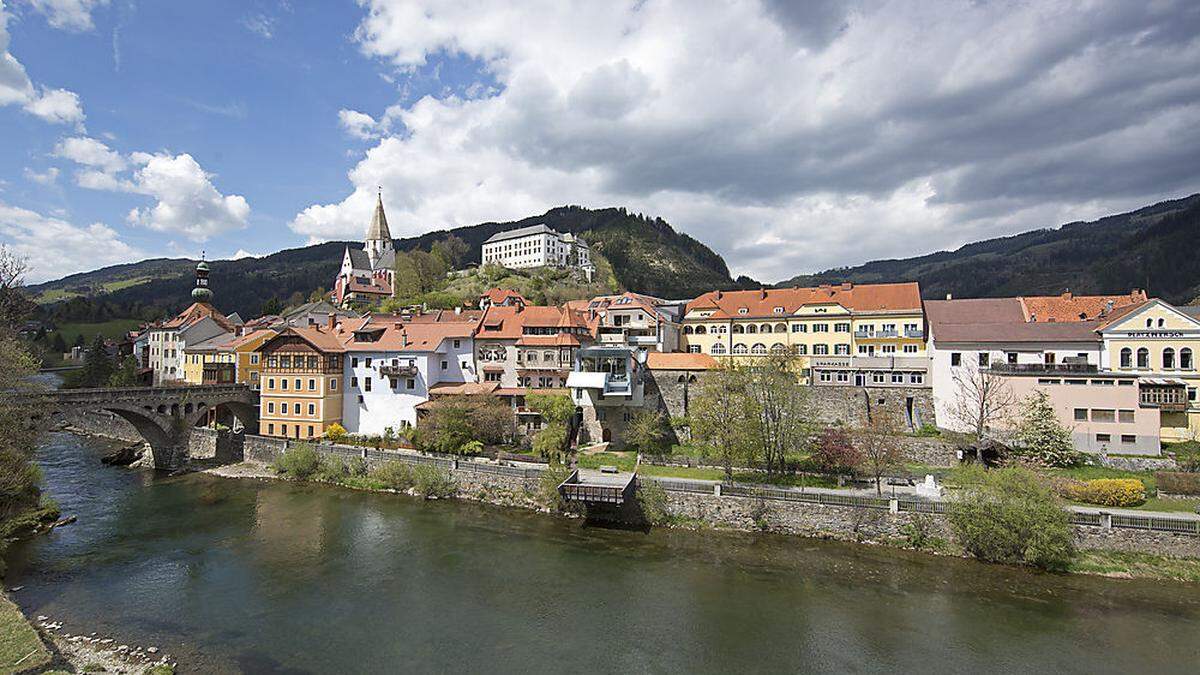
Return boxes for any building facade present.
[334,192,396,307]
[567,345,647,448]
[581,292,683,353]
[256,326,347,439]
[481,224,594,278]
[474,303,592,388]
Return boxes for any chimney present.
[760,288,767,299]
[945,294,952,300]
[1062,290,1072,300]
[1103,300,1114,316]
[716,290,723,300]
[326,313,336,331]
[454,306,462,315]
[841,282,853,291]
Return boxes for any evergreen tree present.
[50,332,67,354]
[107,356,142,387]
[77,333,115,387]
[1014,390,1083,467]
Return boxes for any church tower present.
[192,257,213,303]
[364,190,395,271]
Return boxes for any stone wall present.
[1074,525,1200,558]
[1096,454,1178,472]
[809,385,936,430]
[186,427,242,463]
[245,434,289,464]
[881,435,959,467]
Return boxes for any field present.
[35,276,152,304]
[0,593,50,673]
[54,319,144,346]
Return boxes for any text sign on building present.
[1125,331,1187,338]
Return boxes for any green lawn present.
[1071,549,1200,582]
[0,593,50,673]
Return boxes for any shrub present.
[325,423,348,443]
[347,456,369,477]
[947,467,1075,571]
[636,479,670,526]
[1060,478,1146,507]
[459,440,485,456]
[812,427,861,474]
[369,461,414,491]
[1171,441,1200,472]
[914,424,941,438]
[274,443,321,479]
[412,465,456,499]
[1013,390,1085,467]
[1156,471,1200,496]
[317,455,350,483]
[536,464,575,513]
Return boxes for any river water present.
[5,432,1200,673]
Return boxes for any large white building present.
[481,224,594,278]
[340,319,476,434]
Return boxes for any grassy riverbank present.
[0,593,51,673]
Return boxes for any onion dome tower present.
[191,256,213,303]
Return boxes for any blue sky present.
[2,1,1198,284]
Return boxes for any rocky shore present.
[31,611,175,674]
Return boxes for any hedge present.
[1155,471,1200,496]
[1061,478,1147,507]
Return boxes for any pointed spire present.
[366,189,391,242]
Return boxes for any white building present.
[581,292,683,353]
[334,192,396,306]
[147,261,237,385]
[567,345,647,448]
[481,224,594,278]
[340,319,476,434]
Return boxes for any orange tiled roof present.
[343,318,473,352]
[162,302,237,332]
[686,282,921,319]
[482,288,527,305]
[1019,290,1147,323]
[476,304,589,340]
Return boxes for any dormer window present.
[738,308,748,315]
[773,307,784,314]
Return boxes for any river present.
[4,432,1200,673]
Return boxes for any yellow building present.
[1100,299,1200,442]
[680,282,925,381]
[256,326,346,440]
[181,332,236,384]
[226,329,275,390]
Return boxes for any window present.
[814,324,829,333]
[881,345,896,354]
[835,323,850,333]
[795,344,807,355]
[281,378,288,390]
[268,423,274,435]
[330,378,337,391]
[903,345,918,354]
[268,402,276,414]
[813,344,829,355]
[1182,348,1194,370]
[454,339,461,348]
[484,371,502,382]
[872,372,886,384]
[750,343,767,355]
[978,353,990,367]
[308,426,314,438]
[792,324,807,333]
[441,360,448,369]
[1118,409,1135,423]
[308,403,315,415]
[858,345,872,355]
[1163,348,1176,370]
[836,372,850,383]
[1007,352,1018,364]
[1121,435,1136,444]
[688,345,700,353]
[1137,348,1149,369]
[268,377,275,390]
[738,308,748,315]
[732,344,748,355]
[366,358,372,367]
[892,373,904,384]
[950,353,961,366]
[1119,348,1132,368]
[294,379,301,390]
[1073,408,1087,421]
[1091,409,1115,423]
[835,344,849,355]
[1190,387,1197,402]
[351,376,358,388]
[773,306,784,314]
[364,377,372,392]
[309,378,316,390]
[710,343,726,355]
[293,403,301,415]
[746,324,758,334]
[407,378,415,390]
[1096,433,1111,443]
[819,371,833,383]
[1158,318,1165,328]
[909,372,924,384]
[351,357,359,367]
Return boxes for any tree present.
[947,466,1075,571]
[1013,390,1083,467]
[739,351,811,475]
[260,296,282,316]
[422,394,512,453]
[50,332,67,355]
[0,246,35,328]
[0,250,46,522]
[71,333,114,388]
[430,235,470,271]
[107,356,142,387]
[626,409,670,455]
[948,361,1016,440]
[688,360,754,481]
[812,427,861,474]
[532,423,569,464]
[857,406,905,495]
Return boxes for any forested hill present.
[778,194,1200,305]
[29,206,735,321]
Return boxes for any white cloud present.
[0,201,140,283]
[1,2,87,124]
[296,0,1200,281]
[55,138,251,241]
[240,13,276,39]
[23,166,58,185]
[27,0,109,32]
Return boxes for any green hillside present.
[779,194,1200,304]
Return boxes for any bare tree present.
[740,350,812,475]
[949,360,1016,441]
[689,359,754,481]
[858,406,905,495]
[0,246,35,329]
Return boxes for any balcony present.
[904,327,924,338]
[1140,382,1189,412]
[380,364,419,377]
[989,363,1097,375]
[812,356,929,371]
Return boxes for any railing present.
[1110,513,1200,534]
[903,328,924,338]
[896,499,945,514]
[1069,511,1104,527]
[989,363,1099,374]
[645,477,716,494]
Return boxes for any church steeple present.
[366,189,392,242]
[191,254,213,303]
[364,188,394,271]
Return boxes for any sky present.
[1,1,1199,285]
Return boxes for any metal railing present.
[1110,513,1200,534]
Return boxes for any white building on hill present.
[481,224,594,279]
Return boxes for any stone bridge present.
[48,384,258,469]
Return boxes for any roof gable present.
[1099,299,1200,333]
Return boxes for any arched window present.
[1146,318,1153,328]
[732,324,745,334]
[746,324,757,334]
[770,343,787,353]
[710,343,726,355]
[684,325,694,334]
[760,324,771,333]
[1163,348,1176,369]
[695,326,707,335]
[1137,347,1149,369]
[795,344,808,355]
[1182,348,1193,370]
[732,344,749,355]
[751,343,767,355]
[1120,347,1132,369]
[774,323,787,333]
[1158,318,1165,328]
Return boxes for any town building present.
[280,300,357,328]
[227,328,276,390]
[474,303,593,388]
[567,345,647,447]
[146,261,238,385]
[333,192,396,307]
[256,323,347,439]
[341,319,476,434]
[481,224,594,278]
[578,292,684,353]
[478,288,528,310]
[182,333,236,385]
[681,282,926,383]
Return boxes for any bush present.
[1060,478,1146,507]
[812,427,861,474]
[536,464,575,514]
[947,467,1075,571]
[636,479,671,526]
[1156,471,1200,496]
[347,456,369,478]
[369,461,415,491]
[412,465,456,499]
[1171,441,1200,472]
[317,455,350,483]
[325,423,348,443]
[274,443,321,479]
[913,424,941,438]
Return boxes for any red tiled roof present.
[482,288,527,304]
[687,282,921,319]
[162,302,237,332]
[475,304,590,340]
[343,319,473,352]
[646,352,720,370]
[1019,290,1147,323]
